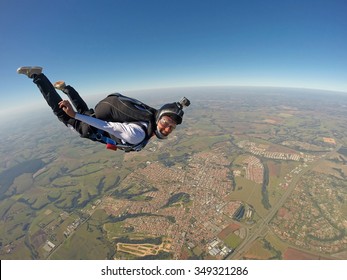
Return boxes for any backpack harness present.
[87,93,156,152]
[90,126,150,152]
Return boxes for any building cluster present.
[271,172,347,254]
[101,150,239,259]
[243,156,264,184]
[208,239,232,257]
[63,217,82,238]
[237,140,301,161]
[42,240,56,253]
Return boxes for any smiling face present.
[156,115,177,137]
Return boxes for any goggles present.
[159,116,177,130]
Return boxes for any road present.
[228,145,341,259]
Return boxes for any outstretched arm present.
[58,100,146,145]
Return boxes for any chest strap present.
[91,129,149,152]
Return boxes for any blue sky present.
[1,0,347,115]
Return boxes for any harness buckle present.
[95,132,103,141]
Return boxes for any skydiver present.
[17,66,190,152]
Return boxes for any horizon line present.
[123,84,347,94]
[2,84,347,125]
